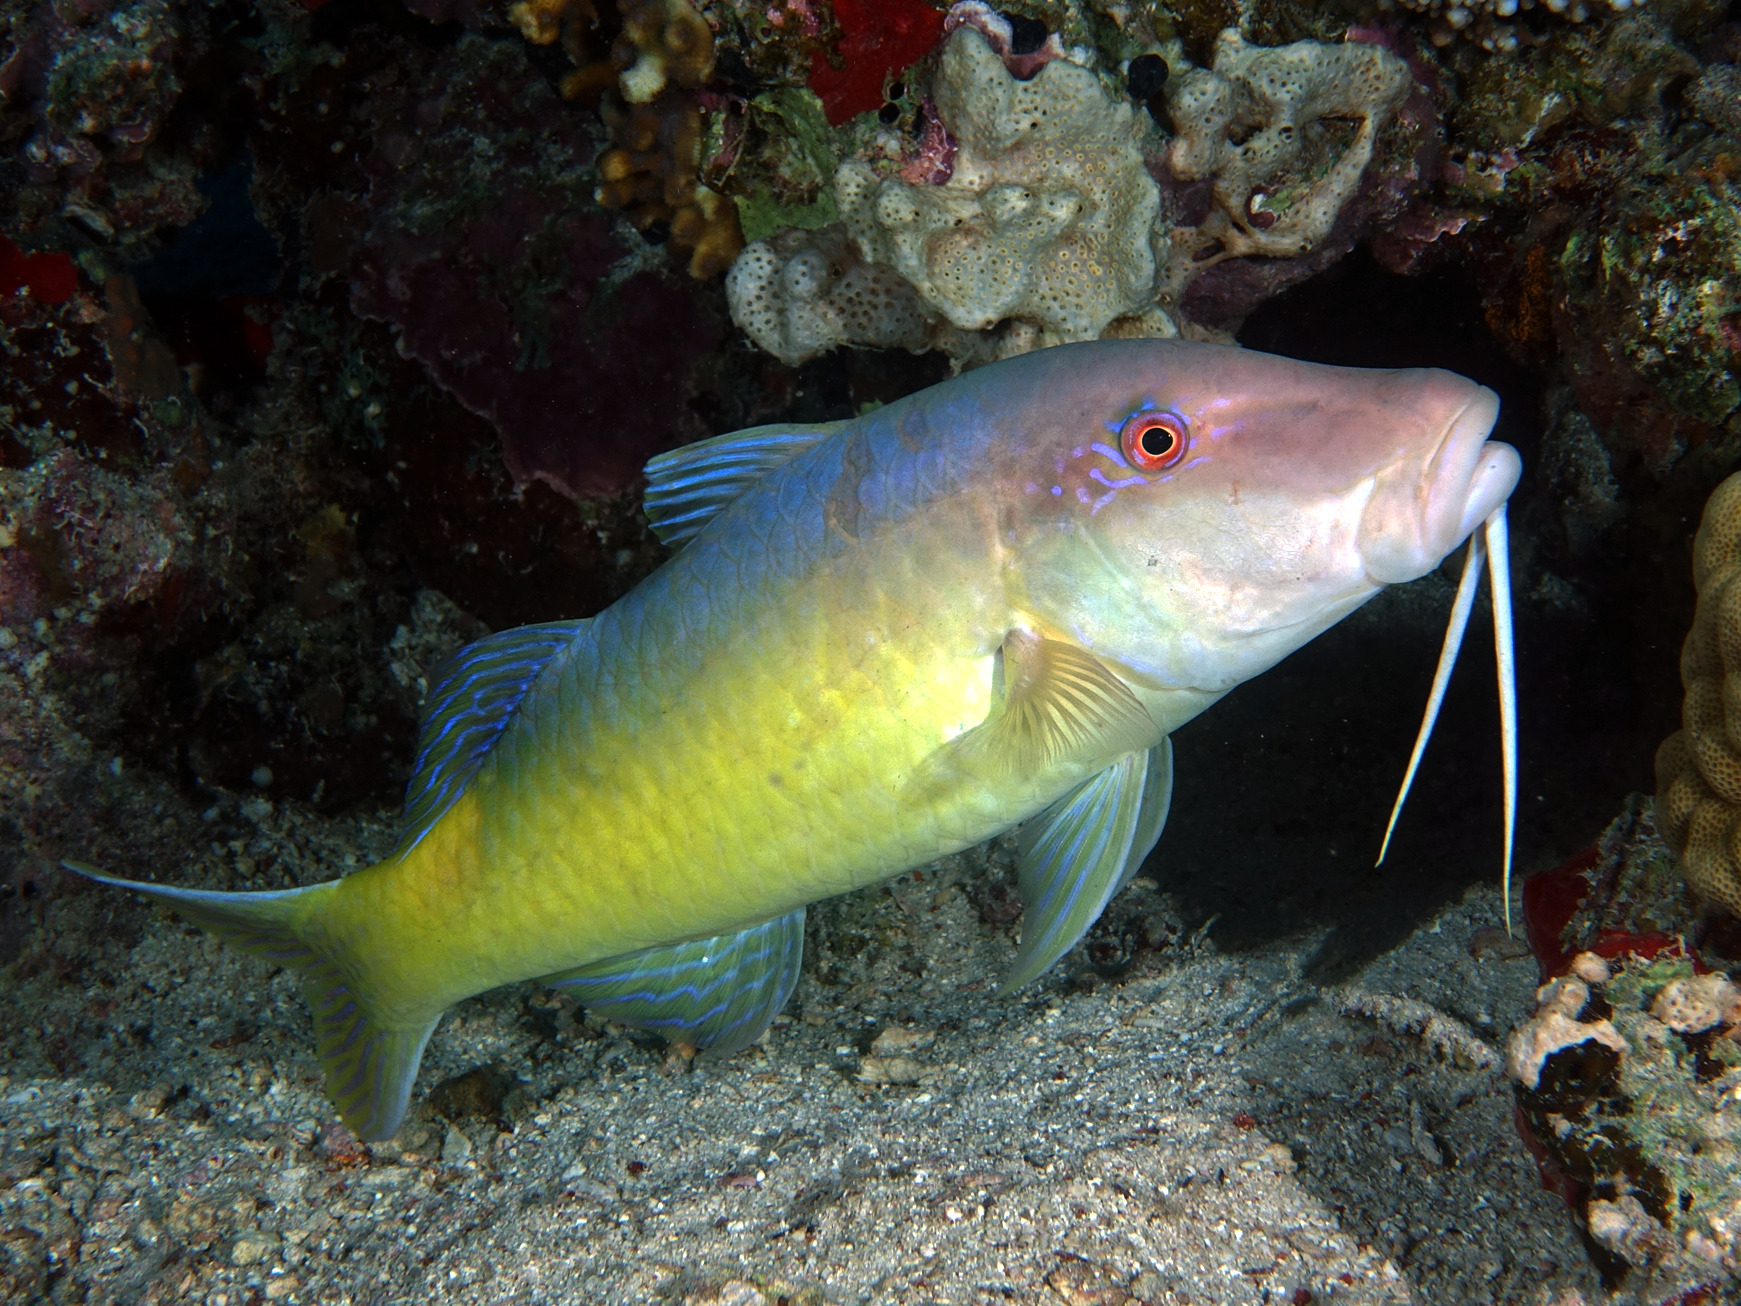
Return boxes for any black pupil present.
[1140,424,1175,458]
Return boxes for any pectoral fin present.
[956,630,1156,777]
[999,738,1173,994]
[543,910,806,1055]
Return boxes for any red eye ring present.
[1120,410,1190,470]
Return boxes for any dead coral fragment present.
[1653,974,1741,1036]
[1165,30,1411,288]
[1508,951,1741,1283]
[1504,974,1628,1089]
[1336,990,1501,1072]
[1657,472,1741,916]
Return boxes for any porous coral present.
[1162,29,1413,299]
[836,25,1160,349]
[1657,472,1741,918]
[725,223,935,366]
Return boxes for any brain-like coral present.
[836,25,1161,350]
[1657,472,1741,916]
[1164,30,1412,292]
[726,224,936,367]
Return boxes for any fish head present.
[986,340,1519,702]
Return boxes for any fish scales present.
[369,394,1024,1002]
[72,339,1523,1140]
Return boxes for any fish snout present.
[1359,384,1516,584]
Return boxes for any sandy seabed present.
[1,788,1618,1306]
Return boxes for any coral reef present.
[596,96,744,279]
[1658,472,1741,917]
[346,33,724,499]
[1523,797,1699,982]
[726,223,935,366]
[728,15,1425,366]
[1162,28,1419,321]
[808,0,945,126]
[505,0,743,279]
[0,0,221,254]
[1447,0,1741,475]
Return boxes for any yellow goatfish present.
[73,340,1521,1141]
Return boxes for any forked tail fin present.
[64,863,437,1142]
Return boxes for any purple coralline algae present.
[346,34,722,500]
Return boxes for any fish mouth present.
[1359,384,1518,585]
[1435,388,1519,552]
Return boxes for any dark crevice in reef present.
[1153,251,1681,980]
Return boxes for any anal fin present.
[999,737,1174,994]
[543,910,806,1056]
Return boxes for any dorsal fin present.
[395,620,587,857]
[642,421,843,548]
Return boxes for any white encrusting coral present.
[837,25,1162,350]
[725,226,935,367]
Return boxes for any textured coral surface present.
[1657,473,1741,916]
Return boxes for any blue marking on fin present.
[396,621,587,856]
[543,909,805,1055]
[999,737,1173,994]
[642,422,844,549]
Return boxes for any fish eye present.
[1120,410,1190,470]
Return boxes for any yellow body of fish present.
[76,340,1520,1140]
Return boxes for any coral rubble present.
[1508,945,1741,1290]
